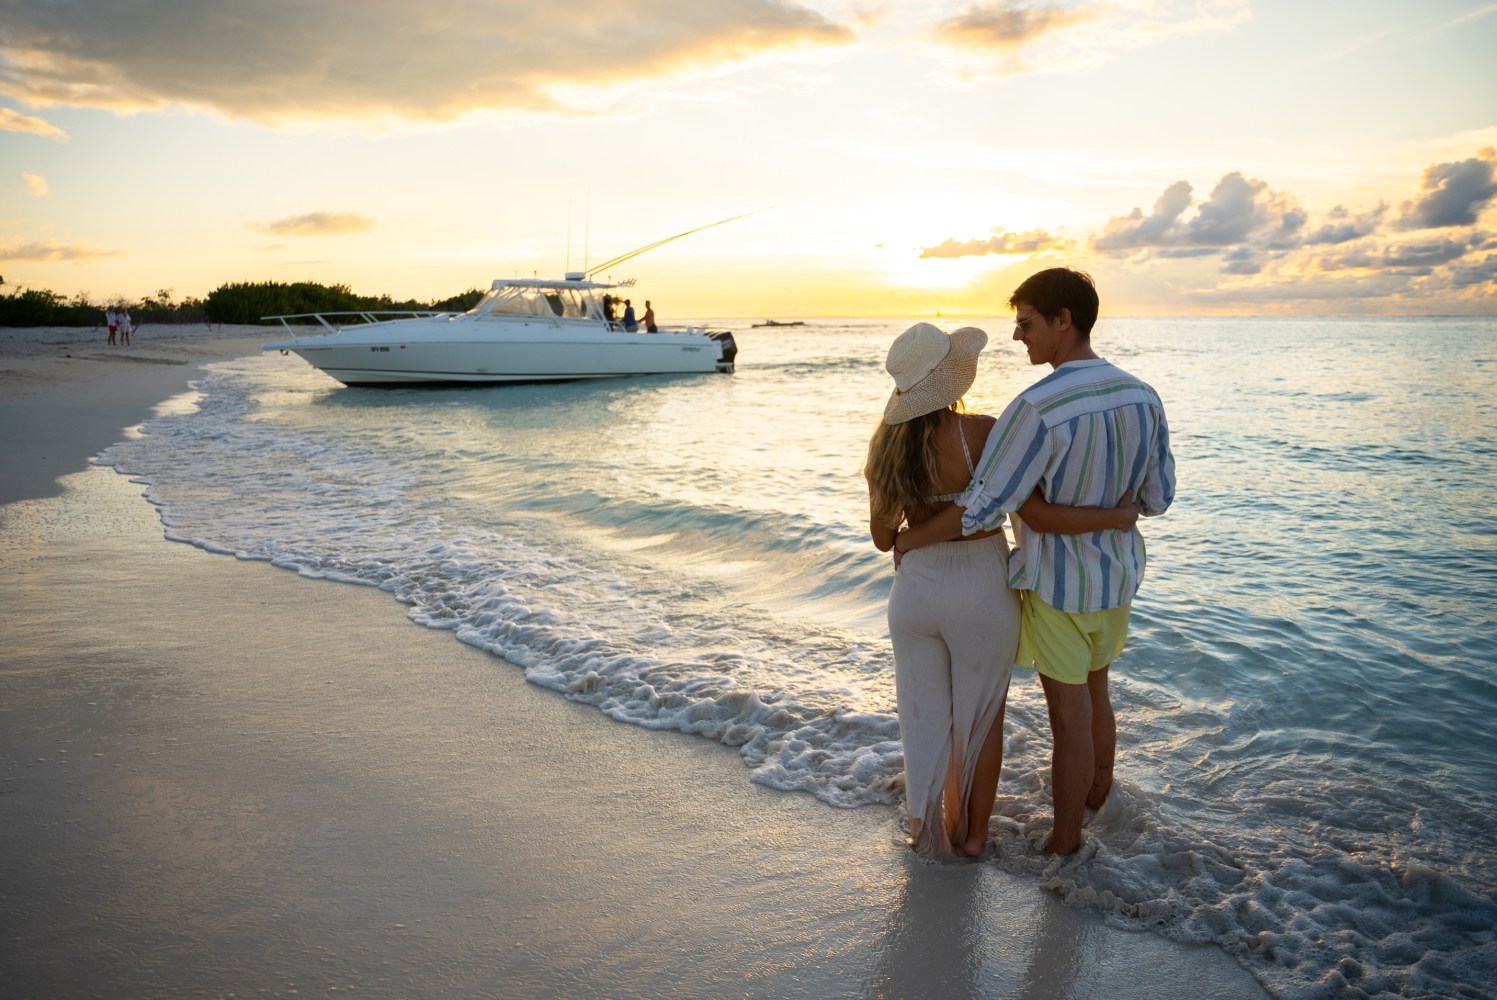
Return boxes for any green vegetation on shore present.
[0,280,485,328]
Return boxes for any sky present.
[2,0,1496,318]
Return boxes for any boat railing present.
[263,311,448,335]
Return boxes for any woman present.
[865,323,1136,857]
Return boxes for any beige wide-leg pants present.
[888,535,1019,856]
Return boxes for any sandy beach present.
[0,324,273,506]
[0,327,1269,999]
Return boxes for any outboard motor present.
[709,330,738,373]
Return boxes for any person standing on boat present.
[622,299,639,332]
[643,300,657,333]
[895,268,1175,855]
[866,322,1137,858]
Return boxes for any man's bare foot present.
[1086,765,1113,811]
[1044,834,1081,855]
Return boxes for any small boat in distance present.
[263,273,738,387]
[751,319,806,327]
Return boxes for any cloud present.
[1397,148,1497,229]
[932,2,1099,51]
[1094,173,1302,253]
[0,238,118,262]
[0,1,852,125]
[931,0,1249,72]
[1449,254,1497,289]
[0,106,67,140]
[1313,236,1477,272]
[1099,154,1495,269]
[252,212,377,236]
[1382,239,1475,268]
[919,228,1068,258]
[1084,149,1497,306]
[1231,242,1492,306]
[1093,181,1194,251]
[1154,247,1220,259]
[22,173,48,196]
[1304,204,1387,245]
[1186,173,1278,245]
[1433,3,1497,33]
[1178,267,1425,308]
[1220,246,1261,275]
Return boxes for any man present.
[896,267,1174,854]
[622,299,638,333]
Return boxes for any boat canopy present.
[465,281,606,321]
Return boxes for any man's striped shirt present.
[959,358,1175,614]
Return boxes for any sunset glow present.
[3,0,1495,317]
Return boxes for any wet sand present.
[0,328,1269,998]
[0,324,271,505]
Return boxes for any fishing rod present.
[585,211,758,279]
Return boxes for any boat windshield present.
[466,284,599,320]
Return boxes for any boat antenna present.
[566,196,572,274]
[585,211,757,278]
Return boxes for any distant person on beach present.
[106,308,117,345]
[117,308,132,347]
[622,299,638,333]
[866,322,1136,858]
[896,268,1174,854]
[643,300,657,333]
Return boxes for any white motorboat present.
[262,273,737,386]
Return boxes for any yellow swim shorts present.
[1015,592,1131,685]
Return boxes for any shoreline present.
[0,327,1269,998]
[0,323,272,505]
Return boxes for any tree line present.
[0,279,485,327]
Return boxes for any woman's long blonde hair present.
[863,404,959,529]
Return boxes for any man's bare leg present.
[1086,666,1115,811]
[962,701,1007,856]
[1039,673,1093,854]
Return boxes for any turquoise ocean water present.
[99,317,1497,999]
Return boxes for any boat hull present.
[264,319,729,386]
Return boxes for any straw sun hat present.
[882,322,988,424]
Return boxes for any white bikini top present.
[924,419,976,504]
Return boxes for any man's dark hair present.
[1008,268,1099,337]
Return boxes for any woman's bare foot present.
[961,834,986,857]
